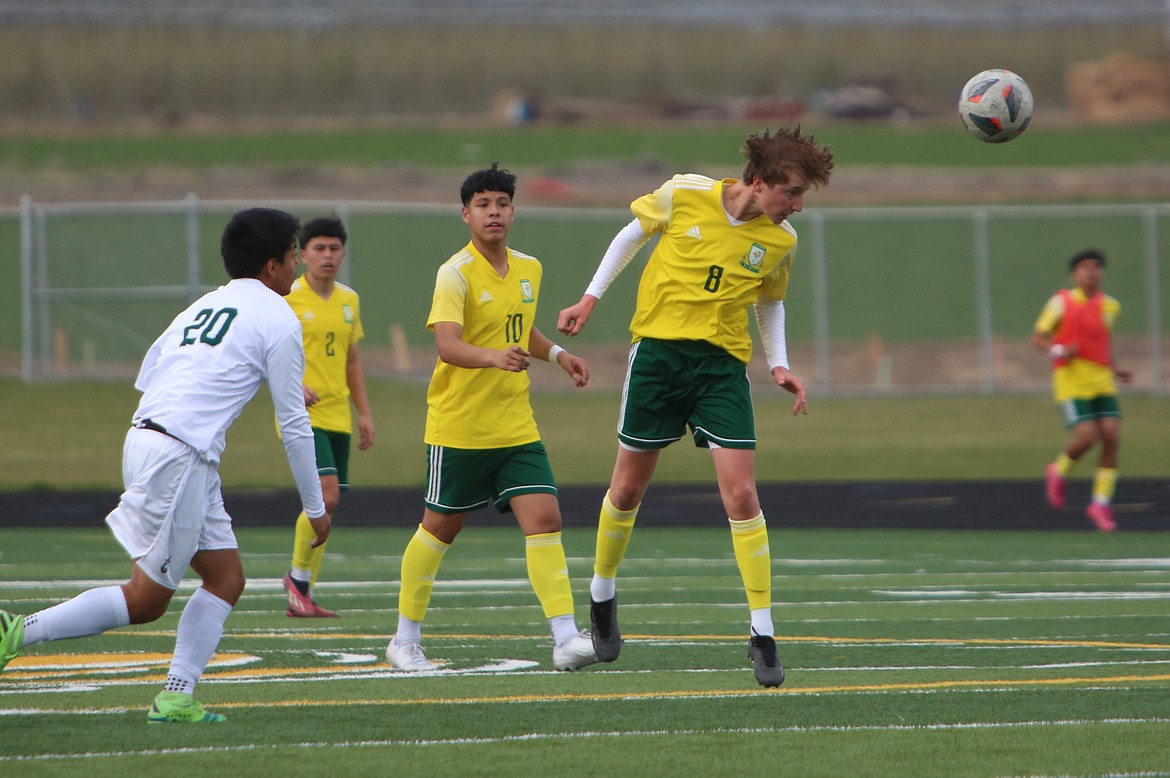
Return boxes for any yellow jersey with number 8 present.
[628,174,797,364]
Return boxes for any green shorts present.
[618,338,755,450]
[313,428,351,489]
[1058,395,1122,428]
[424,441,557,514]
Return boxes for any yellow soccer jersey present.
[1033,288,1121,402]
[425,242,543,449]
[286,278,364,432]
[628,174,796,364]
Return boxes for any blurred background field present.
[2,0,1169,127]
[5,181,1168,393]
[2,377,1169,491]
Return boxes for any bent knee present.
[212,575,246,605]
[722,486,761,519]
[199,572,246,606]
[123,589,173,624]
[607,484,645,511]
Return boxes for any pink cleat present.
[1085,502,1117,532]
[1045,464,1067,509]
[283,572,339,617]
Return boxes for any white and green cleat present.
[0,610,24,672]
[147,691,227,724]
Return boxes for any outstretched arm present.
[558,218,651,336]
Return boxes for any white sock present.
[549,614,579,646]
[290,567,312,584]
[167,588,232,690]
[590,574,616,602]
[750,608,774,638]
[395,615,422,643]
[22,585,130,646]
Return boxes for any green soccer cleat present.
[147,691,227,724]
[0,610,25,672]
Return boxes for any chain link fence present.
[10,195,1167,394]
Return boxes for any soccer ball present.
[958,69,1033,143]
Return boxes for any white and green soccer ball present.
[959,69,1034,143]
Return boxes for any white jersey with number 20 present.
[132,277,324,518]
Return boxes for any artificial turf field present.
[1,525,1167,777]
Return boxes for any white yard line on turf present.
[1,718,1169,763]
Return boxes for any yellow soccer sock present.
[291,511,327,586]
[398,525,450,623]
[730,513,772,612]
[526,532,575,619]
[594,491,639,579]
[1092,467,1118,504]
[1054,453,1075,477]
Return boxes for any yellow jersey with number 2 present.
[425,241,543,449]
[629,174,797,364]
[285,278,364,433]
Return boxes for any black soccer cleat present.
[748,631,785,688]
[589,596,623,662]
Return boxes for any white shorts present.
[105,428,238,590]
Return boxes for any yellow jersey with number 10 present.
[425,242,543,449]
[629,174,797,364]
[285,278,364,433]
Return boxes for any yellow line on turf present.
[115,631,1170,651]
[11,673,1168,717]
[204,673,1170,707]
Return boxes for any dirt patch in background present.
[7,162,1170,210]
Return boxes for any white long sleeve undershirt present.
[584,218,653,299]
[755,298,790,371]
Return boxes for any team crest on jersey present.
[739,243,767,274]
[520,280,535,303]
[342,304,354,325]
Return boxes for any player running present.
[557,128,834,687]
[1031,248,1133,531]
[0,208,329,723]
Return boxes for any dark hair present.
[460,163,517,206]
[741,126,834,189]
[1069,248,1106,270]
[220,208,301,279]
[300,215,348,249]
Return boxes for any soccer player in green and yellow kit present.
[281,216,375,617]
[557,128,834,687]
[1031,249,1132,531]
[385,164,598,672]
